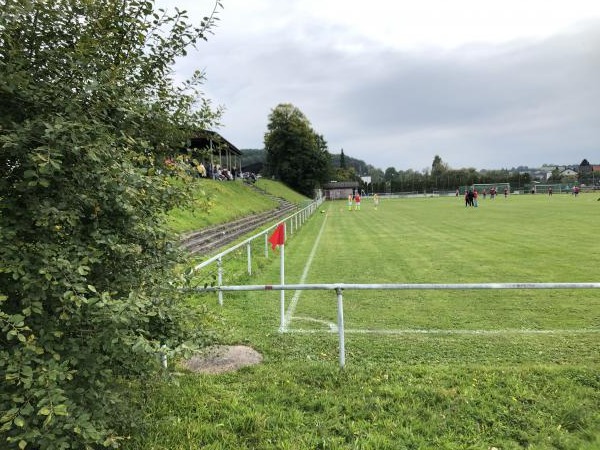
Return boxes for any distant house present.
[323,181,359,200]
[559,168,578,178]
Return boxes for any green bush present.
[0,1,222,448]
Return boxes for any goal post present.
[530,184,562,194]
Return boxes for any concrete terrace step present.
[180,200,297,256]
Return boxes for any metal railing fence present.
[192,197,325,305]
[193,282,600,369]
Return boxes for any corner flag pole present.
[279,223,286,331]
[268,222,287,332]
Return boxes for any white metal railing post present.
[336,287,346,369]
[265,234,268,258]
[217,256,223,306]
[247,242,252,275]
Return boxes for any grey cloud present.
[191,18,600,170]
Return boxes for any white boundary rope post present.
[336,287,346,369]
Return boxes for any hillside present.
[242,148,377,175]
[167,178,309,234]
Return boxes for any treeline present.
[374,165,532,193]
[242,148,533,194]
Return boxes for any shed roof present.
[323,181,359,189]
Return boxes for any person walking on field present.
[354,192,361,210]
[347,194,353,211]
[465,189,474,207]
[373,193,380,210]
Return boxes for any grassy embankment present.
[167,178,309,234]
[127,192,600,450]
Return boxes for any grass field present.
[125,193,600,450]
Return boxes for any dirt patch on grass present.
[182,345,263,374]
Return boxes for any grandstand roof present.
[189,130,242,156]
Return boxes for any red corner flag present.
[268,223,285,250]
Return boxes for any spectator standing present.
[196,162,206,177]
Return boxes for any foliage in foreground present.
[0,1,222,448]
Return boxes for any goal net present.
[530,184,562,194]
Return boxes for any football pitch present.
[272,194,599,339]
[133,193,600,450]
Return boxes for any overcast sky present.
[160,0,600,172]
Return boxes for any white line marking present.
[292,316,338,332]
[282,214,329,331]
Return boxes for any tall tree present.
[384,167,398,181]
[0,1,222,448]
[264,103,331,196]
[431,154,449,177]
[340,148,347,169]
